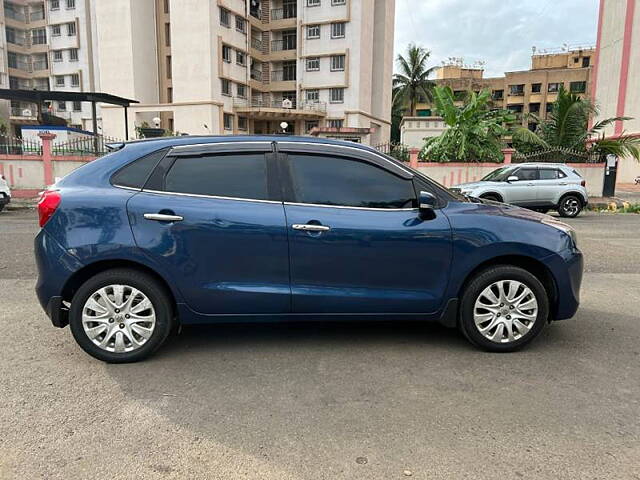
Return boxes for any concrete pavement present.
[1,209,639,479]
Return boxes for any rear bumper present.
[0,193,10,206]
[35,229,83,327]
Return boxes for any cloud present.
[394,0,599,77]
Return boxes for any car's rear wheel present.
[69,269,174,363]
[459,266,549,352]
[558,195,582,218]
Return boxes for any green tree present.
[392,44,436,117]
[420,86,515,162]
[513,85,640,160]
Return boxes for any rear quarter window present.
[111,148,168,189]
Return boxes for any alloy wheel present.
[561,197,580,216]
[81,284,156,353]
[473,280,538,343]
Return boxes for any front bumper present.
[544,247,584,321]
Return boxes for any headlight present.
[542,218,578,247]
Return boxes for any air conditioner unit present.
[22,109,33,117]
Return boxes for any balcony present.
[30,10,45,21]
[251,37,263,52]
[251,69,263,81]
[233,97,326,119]
[271,5,297,20]
[5,8,26,22]
[32,59,48,71]
[271,39,296,52]
[271,70,296,82]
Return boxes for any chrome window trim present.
[276,141,415,177]
[141,188,281,205]
[169,141,273,154]
[113,185,142,192]
[284,201,417,212]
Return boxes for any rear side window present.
[111,148,167,188]
[539,169,563,180]
[164,153,268,200]
[289,154,415,209]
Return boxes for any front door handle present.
[526,182,535,186]
[292,224,330,232]
[144,213,184,222]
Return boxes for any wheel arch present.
[478,191,504,202]
[558,190,587,206]
[61,259,179,310]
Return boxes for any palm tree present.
[392,44,436,117]
[420,86,515,162]
[513,86,640,160]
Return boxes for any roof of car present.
[116,135,380,154]
[513,162,571,167]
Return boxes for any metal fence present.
[374,142,410,163]
[0,136,42,155]
[52,136,124,156]
[513,148,603,164]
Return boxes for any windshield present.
[481,166,517,182]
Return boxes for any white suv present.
[0,175,11,212]
[451,163,589,217]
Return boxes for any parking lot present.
[1,208,639,479]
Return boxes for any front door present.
[127,146,290,316]
[502,166,539,205]
[281,151,452,314]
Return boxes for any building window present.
[330,54,345,71]
[305,120,319,132]
[164,23,170,46]
[73,101,82,111]
[53,50,63,62]
[509,84,524,96]
[548,82,561,93]
[55,75,65,87]
[306,89,319,102]
[327,119,343,128]
[50,0,59,10]
[236,50,246,66]
[332,0,346,4]
[167,87,173,102]
[307,25,320,39]
[237,83,246,98]
[582,56,590,67]
[166,55,172,78]
[307,0,320,6]
[57,101,66,111]
[222,45,232,63]
[238,117,248,131]
[32,28,47,44]
[220,7,230,27]
[306,57,320,71]
[164,0,169,14]
[221,78,231,95]
[235,15,246,33]
[531,83,541,93]
[67,22,76,36]
[529,103,540,114]
[492,89,503,100]
[223,113,233,130]
[70,73,80,87]
[570,81,586,94]
[546,103,554,113]
[331,22,345,38]
[69,48,78,61]
[66,0,75,8]
[51,24,61,36]
[330,88,344,103]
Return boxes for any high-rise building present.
[413,47,595,130]
[96,0,395,145]
[0,0,100,134]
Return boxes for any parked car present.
[34,137,583,362]
[451,163,589,217]
[0,175,11,212]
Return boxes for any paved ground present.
[1,208,639,480]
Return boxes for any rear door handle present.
[559,182,568,185]
[292,224,330,232]
[144,213,184,222]
[526,183,535,186]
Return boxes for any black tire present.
[459,265,549,352]
[0,204,4,213]
[557,194,583,218]
[480,194,502,203]
[69,269,175,363]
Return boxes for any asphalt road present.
[1,208,639,479]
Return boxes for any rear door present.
[126,142,291,315]
[279,144,452,314]
[536,167,567,204]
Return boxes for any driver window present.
[515,168,538,181]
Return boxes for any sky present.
[393,0,599,77]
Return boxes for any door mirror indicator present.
[507,175,519,182]
[419,191,437,219]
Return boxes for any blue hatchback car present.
[35,136,583,362]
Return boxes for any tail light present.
[37,190,61,227]
[581,180,586,187]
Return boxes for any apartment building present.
[414,47,594,130]
[0,0,100,135]
[96,0,395,145]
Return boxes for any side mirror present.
[507,175,519,182]
[419,191,437,219]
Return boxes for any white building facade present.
[96,0,395,145]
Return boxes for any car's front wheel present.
[69,269,175,363]
[459,266,549,352]
[558,195,583,218]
